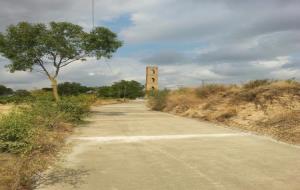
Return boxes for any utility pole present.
[92,0,95,29]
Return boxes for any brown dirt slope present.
[150,80,300,144]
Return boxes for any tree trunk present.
[50,78,60,102]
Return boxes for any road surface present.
[36,101,300,190]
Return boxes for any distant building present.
[145,66,158,93]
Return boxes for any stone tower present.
[145,66,158,92]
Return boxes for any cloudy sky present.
[0,0,299,89]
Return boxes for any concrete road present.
[36,101,300,190]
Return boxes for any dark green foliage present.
[97,86,113,97]
[97,80,144,99]
[148,89,170,111]
[0,22,122,72]
[0,85,13,96]
[0,21,122,101]
[58,82,91,96]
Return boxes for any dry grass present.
[149,80,300,144]
[0,104,12,114]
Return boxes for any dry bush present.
[243,79,272,89]
[165,88,200,112]
[196,84,228,98]
[235,80,300,110]
[215,108,237,122]
[257,111,300,144]
[148,89,170,111]
[147,79,300,145]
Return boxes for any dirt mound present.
[149,80,300,144]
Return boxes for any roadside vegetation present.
[0,90,96,190]
[0,79,144,189]
[148,79,300,144]
[0,20,126,190]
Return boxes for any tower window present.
[152,69,155,74]
[152,78,155,83]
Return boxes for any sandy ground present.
[36,101,300,190]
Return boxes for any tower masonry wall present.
[145,66,158,91]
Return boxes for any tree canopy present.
[58,82,91,96]
[0,21,122,101]
[0,85,13,96]
[97,80,145,99]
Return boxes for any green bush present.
[0,111,35,153]
[148,89,169,111]
[28,99,63,129]
[57,95,94,122]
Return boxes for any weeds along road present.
[36,101,300,190]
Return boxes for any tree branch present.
[54,56,65,78]
[37,59,52,79]
[59,55,86,68]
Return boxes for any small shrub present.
[28,99,63,129]
[148,89,170,111]
[196,84,227,98]
[243,79,271,89]
[57,95,95,122]
[216,109,237,122]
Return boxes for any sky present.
[0,0,299,89]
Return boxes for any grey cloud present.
[210,62,270,79]
[0,0,134,31]
[1,0,300,89]
[141,51,190,65]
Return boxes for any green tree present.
[97,80,144,99]
[0,85,13,96]
[58,82,91,96]
[97,86,113,98]
[0,22,122,101]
